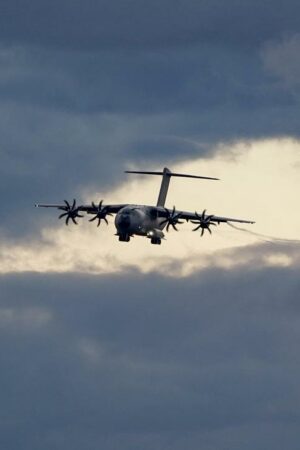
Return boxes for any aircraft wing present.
[35,201,127,226]
[81,203,126,214]
[181,210,254,224]
[158,207,255,224]
[35,202,126,214]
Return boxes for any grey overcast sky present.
[1,1,300,449]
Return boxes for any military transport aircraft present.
[35,167,254,245]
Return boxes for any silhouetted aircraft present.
[36,167,254,245]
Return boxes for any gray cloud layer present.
[0,42,299,236]
[0,267,299,449]
[1,0,300,50]
[1,6,300,448]
[1,1,300,237]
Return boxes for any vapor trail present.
[227,222,300,244]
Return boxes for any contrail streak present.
[227,222,300,244]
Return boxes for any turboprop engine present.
[147,228,165,245]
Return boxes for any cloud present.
[1,4,300,449]
[262,33,300,91]
[1,139,300,276]
[1,27,300,241]
[0,306,52,331]
[1,0,300,50]
[0,266,300,449]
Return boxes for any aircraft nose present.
[117,213,131,230]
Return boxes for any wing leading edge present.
[35,203,126,214]
[157,207,254,224]
[155,206,254,236]
[35,201,127,225]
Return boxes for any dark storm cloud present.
[1,0,300,50]
[1,1,300,240]
[0,40,295,117]
[0,4,299,450]
[0,266,300,449]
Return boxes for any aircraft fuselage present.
[115,205,165,243]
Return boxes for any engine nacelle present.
[147,228,165,240]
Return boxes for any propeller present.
[89,200,112,227]
[58,199,83,225]
[191,209,216,236]
[160,206,184,232]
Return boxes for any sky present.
[1,1,300,449]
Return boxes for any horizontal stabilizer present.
[125,170,219,181]
[167,172,219,181]
[126,167,219,207]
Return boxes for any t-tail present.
[125,167,219,207]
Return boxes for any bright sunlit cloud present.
[1,138,300,276]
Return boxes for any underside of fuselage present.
[115,205,166,244]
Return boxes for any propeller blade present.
[64,200,70,209]
[89,199,111,227]
[160,206,183,232]
[192,224,201,231]
[58,199,83,225]
[191,210,216,236]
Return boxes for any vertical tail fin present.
[125,167,219,207]
[157,167,171,206]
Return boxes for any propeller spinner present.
[89,200,112,227]
[160,206,184,232]
[191,209,216,236]
[58,199,83,225]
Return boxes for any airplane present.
[35,167,255,245]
